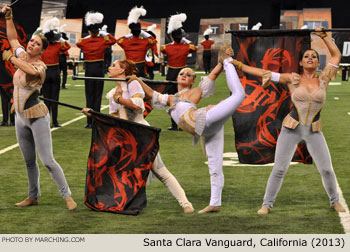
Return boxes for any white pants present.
[202,59,245,206]
[151,153,192,209]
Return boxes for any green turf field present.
[0,72,349,234]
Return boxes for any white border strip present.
[336,181,350,234]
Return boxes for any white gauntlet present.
[152,91,168,109]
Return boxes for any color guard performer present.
[116,6,156,78]
[41,18,70,128]
[76,11,117,128]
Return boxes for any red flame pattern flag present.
[0,18,27,93]
[230,30,312,164]
[85,113,160,215]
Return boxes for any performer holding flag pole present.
[82,59,195,214]
[229,27,346,215]
[1,4,76,211]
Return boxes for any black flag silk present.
[85,113,160,215]
[230,30,312,164]
[0,19,27,86]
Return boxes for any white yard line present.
[336,181,350,234]
[0,105,108,155]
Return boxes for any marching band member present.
[200,27,215,74]
[161,13,198,131]
[116,6,156,78]
[41,18,70,127]
[76,11,117,128]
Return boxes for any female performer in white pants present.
[139,46,245,213]
[83,59,194,214]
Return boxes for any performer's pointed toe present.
[198,205,220,214]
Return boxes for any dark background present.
[8,0,350,37]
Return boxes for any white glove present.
[99,30,108,37]
[141,30,151,38]
[181,37,191,44]
[125,33,133,39]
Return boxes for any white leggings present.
[202,59,245,206]
[262,125,339,208]
[151,153,192,209]
[15,112,71,199]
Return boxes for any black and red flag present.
[0,18,27,103]
[85,113,161,215]
[230,30,312,164]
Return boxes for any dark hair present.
[118,59,138,76]
[298,48,320,73]
[299,48,320,61]
[87,24,100,35]
[204,35,209,40]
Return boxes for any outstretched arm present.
[137,78,154,99]
[1,5,21,50]
[314,27,341,66]
[231,59,292,85]
[207,62,224,80]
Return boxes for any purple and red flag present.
[85,113,160,215]
[230,30,312,164]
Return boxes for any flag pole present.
[38,97,161,132]
[72,75,178,85]
[226,28,350,34]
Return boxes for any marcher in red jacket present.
[41,18,70,127]
[200,27,215,74]
[160,13,198,130]
[76,11,116,128]
[116,6,156,78]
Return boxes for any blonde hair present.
[179,67,196,81]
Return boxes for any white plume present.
[33,27,43,36]
[301,25,308,29]
[101,25,108,32]
[167,13,187,34]
[127,6,147,25]
[147,24,156,32]
[85,11,104,26]
[251,22,262,30]
[203,27,213,36]
[59,24,66,33]
[42,17,60,34]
